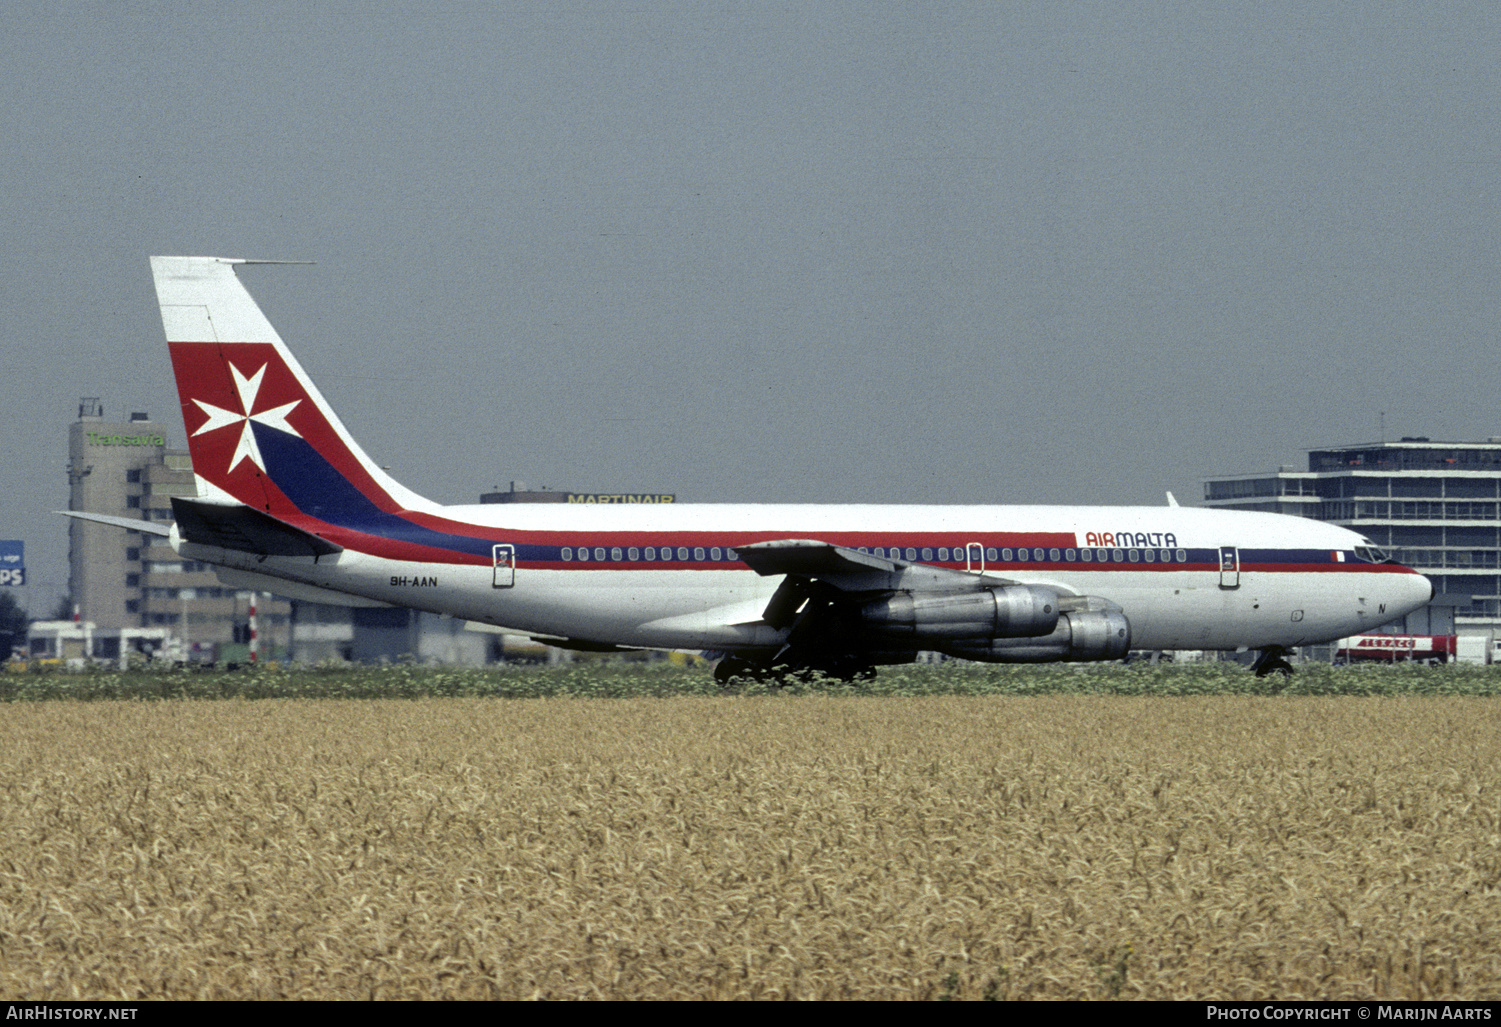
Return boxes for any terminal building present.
[67,398,290,661]
[1204,437,1501,640]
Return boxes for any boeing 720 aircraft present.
[69,256,1434,680]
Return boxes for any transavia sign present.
[0,541,22,587]
[84,432,166,446]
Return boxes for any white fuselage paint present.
[176,502,1433,655]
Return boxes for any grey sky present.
[3,2,1499,613]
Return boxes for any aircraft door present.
[492,544,515,588]
[966,542,985,573]
[1218,546,1240,589]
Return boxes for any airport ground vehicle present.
[1335,633,1456,664]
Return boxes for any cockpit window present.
[1353,542,1391,564]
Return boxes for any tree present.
[0,591,26,659]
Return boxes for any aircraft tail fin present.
[150,256,436,534]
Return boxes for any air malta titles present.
[1083,531,1180,549]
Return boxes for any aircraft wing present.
[734,539,1020,591]
[734,539,1031,630]
[735,539,897,584]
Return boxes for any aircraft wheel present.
[831,659,877,683]
[714,656,767,687]
[1254,655,1294,678]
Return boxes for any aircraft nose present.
[1395,571,1434,617]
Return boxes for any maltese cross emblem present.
[191,362,302,473]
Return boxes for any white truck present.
[1455,633,1494,666]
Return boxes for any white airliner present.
[69,256,1433,680]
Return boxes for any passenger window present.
[1111,549,1124,562]
[710,547,722,561]
[694,547,706,561]
[1065,549,1076,561]
[921,547,933,561]
[1049,548,1060,562]
[677,547,689,561]
[594,548,606,561]
[645,547,656,561]
[986,548,998,561]
[1128,549,1140,562]
[1176,549,1187,562]
[628,547,639,561]
[1001,548,1013,561]
[1144,549,1156,563]
[562,547,573,561]
[938,547,949,561]
[611,547,623,562]
[1081,549,1092,562]
[1016,548,1029,562]
[905,548,916,560]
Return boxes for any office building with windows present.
[68,398,289,660]
[1205,437,1501,635]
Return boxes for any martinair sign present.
[566,494,675,504]
[0,541,22,587]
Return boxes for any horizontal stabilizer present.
[58,510,172,537]
[172,497,342,558]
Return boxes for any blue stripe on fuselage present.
[250,426,1385,572]
[254,423,495,558]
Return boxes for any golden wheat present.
[0,696,1498,999]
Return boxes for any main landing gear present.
[713,654,877,687]
[713,656,769,686]
[1252,647,1295,678]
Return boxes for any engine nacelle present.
[943,606,1131,663]
[859,585,1060,641]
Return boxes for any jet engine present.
[942,605,1131,663]
[858,585,1060,642]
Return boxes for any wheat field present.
[1,694,1498,999]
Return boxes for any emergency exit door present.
[492,544,515,588]
[1218,546,1240,589]
[966,542,985,573]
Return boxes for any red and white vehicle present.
[1336,633,1456,664]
